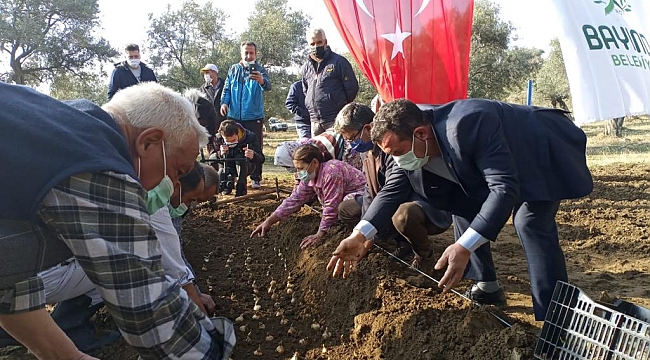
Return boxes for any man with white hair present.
[301,28,359,137]
[0,82,235,359]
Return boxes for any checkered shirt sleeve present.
[10,172,234,359]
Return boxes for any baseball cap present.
[200,64,219,73]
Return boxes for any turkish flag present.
[324,0,474,104]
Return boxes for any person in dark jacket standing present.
[286,80,311,139]
[107,44,157,100]
[301,28,359,137]
[328,99,594,321]
[199,63,226,130]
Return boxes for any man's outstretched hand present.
[434,243,471,292]
[327,231,373,278]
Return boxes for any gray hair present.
[182,88,209,120]
[306,27,326,40]
[103,82,209,153]
[201,164,219,189]
[333,103,375,133]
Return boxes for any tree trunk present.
[604,117,624,137]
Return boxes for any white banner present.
[550,0,650,124]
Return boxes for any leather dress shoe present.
[465,284,507,307]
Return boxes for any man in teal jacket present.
[220,41,272,189]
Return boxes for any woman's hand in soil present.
[434,243,471,292]
[300,231,325,249]
[327,232,373,278]
[251,217,277,238]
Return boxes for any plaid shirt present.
[0,172,234,359]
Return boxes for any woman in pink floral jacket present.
[251,144,366,248]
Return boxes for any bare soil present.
[2,164,649,360]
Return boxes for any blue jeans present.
[295,122,311,139]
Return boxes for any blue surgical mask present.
[297,162,316,183]
[169,187,189,219]
[392,132,429,171]
[350,138,374,153]
[297,170,313,183]
[140,141,174,214]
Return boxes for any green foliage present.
[49,70,108,105]
[534,38,571,111]
[264,68,294,122]
[239,0,311,121]
[240,0,310,67]
[0,0,118,85]
[468,0,544,100]
[146,1,237,91]
[341,52,375,106]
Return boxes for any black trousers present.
[218,159,250,196]
[233,119,263,182]
[460,200,565,320]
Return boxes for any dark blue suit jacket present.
[363,99,593,241]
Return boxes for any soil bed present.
[2,164,649,360]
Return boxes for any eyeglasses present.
[345,127,364,143]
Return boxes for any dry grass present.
[582,116,650,167]
[255,117,650,179]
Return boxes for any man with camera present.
[220,42,271,189]
[214,120,265,197]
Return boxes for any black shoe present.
[465,285,507,307]
[222,188,232,195]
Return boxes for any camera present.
[220,173,235,195]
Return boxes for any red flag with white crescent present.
[324,0,474,104]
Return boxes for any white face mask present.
[204,73,212,83]
[128,58,140,68]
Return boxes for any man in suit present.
[328,99,593,320]
[335,103,452,273]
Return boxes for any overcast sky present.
[0,1,560,77]
[97,0,559,57]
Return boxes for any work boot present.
[392,242,413,258]
[465,284,507,307]
[411,249,435,274]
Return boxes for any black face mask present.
[311,46,326,59]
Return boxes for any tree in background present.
[240,0,310,122]
[146,1,236,90]
[0,0,117,85]
[342,52,374,106]
[534,39,571,111]
[50,69,109,105]
[468,0,543,100]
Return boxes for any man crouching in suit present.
[327,98,593,321]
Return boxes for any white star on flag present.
[380,20,412,60]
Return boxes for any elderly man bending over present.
[0,82,234,359]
